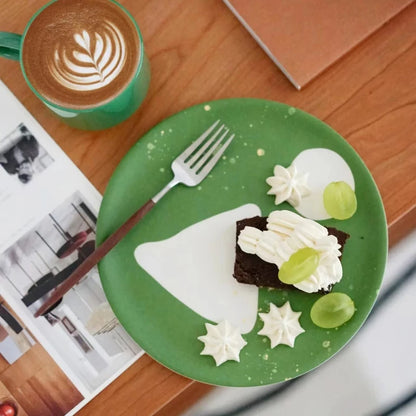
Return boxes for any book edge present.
[223,0,302,90]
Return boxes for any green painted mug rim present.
[19,0,145,113]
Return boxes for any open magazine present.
[0,81,143,416]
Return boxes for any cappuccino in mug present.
[22,0,141,109]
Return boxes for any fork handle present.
[34,198,156,317]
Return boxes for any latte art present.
[22,0,141,109]
[51,23,127,92]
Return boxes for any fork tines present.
[181,120,235,175]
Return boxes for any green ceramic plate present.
[96,98,387,386]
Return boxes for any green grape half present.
[310,292,355,328]
[278,247,319,284]
[323,181,357,220]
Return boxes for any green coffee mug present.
[0,0,150,130]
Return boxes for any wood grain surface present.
[0,299,83,415]
[0,342,83,416]
[0,0,415,415]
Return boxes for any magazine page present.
[0,80,143,416]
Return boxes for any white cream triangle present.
[134,204,261,334]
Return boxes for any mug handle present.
[0,32,22,61]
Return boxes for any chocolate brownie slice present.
[233,216,350,292]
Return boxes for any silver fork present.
[153,119,234,202]
[35,120,235,317]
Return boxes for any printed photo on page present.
[0,80,143,416]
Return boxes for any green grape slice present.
[310,292,355,329]
[278,247,319,284]
[323,181,357,220]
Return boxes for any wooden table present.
[1,1,415,414]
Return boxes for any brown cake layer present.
[233,216,350,292]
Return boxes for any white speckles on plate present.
[256,148,265,156]
[204,105,211,111]
[288,107,296,115]
[322,340,331,348]
[147,143,155,151]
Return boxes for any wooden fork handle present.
[34,199,156,317]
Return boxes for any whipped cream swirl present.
[237,226,263,255]
[198,320,247,366]
[238,210,343,293]
[49,22,127,92]
[266,164,310,207]
[258,301,304,348]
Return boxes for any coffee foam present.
[22,0,140,109]
[50,23,127,91]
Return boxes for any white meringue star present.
[258,302,305,348]
[266,164,310,207]
[198,320,247,366]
